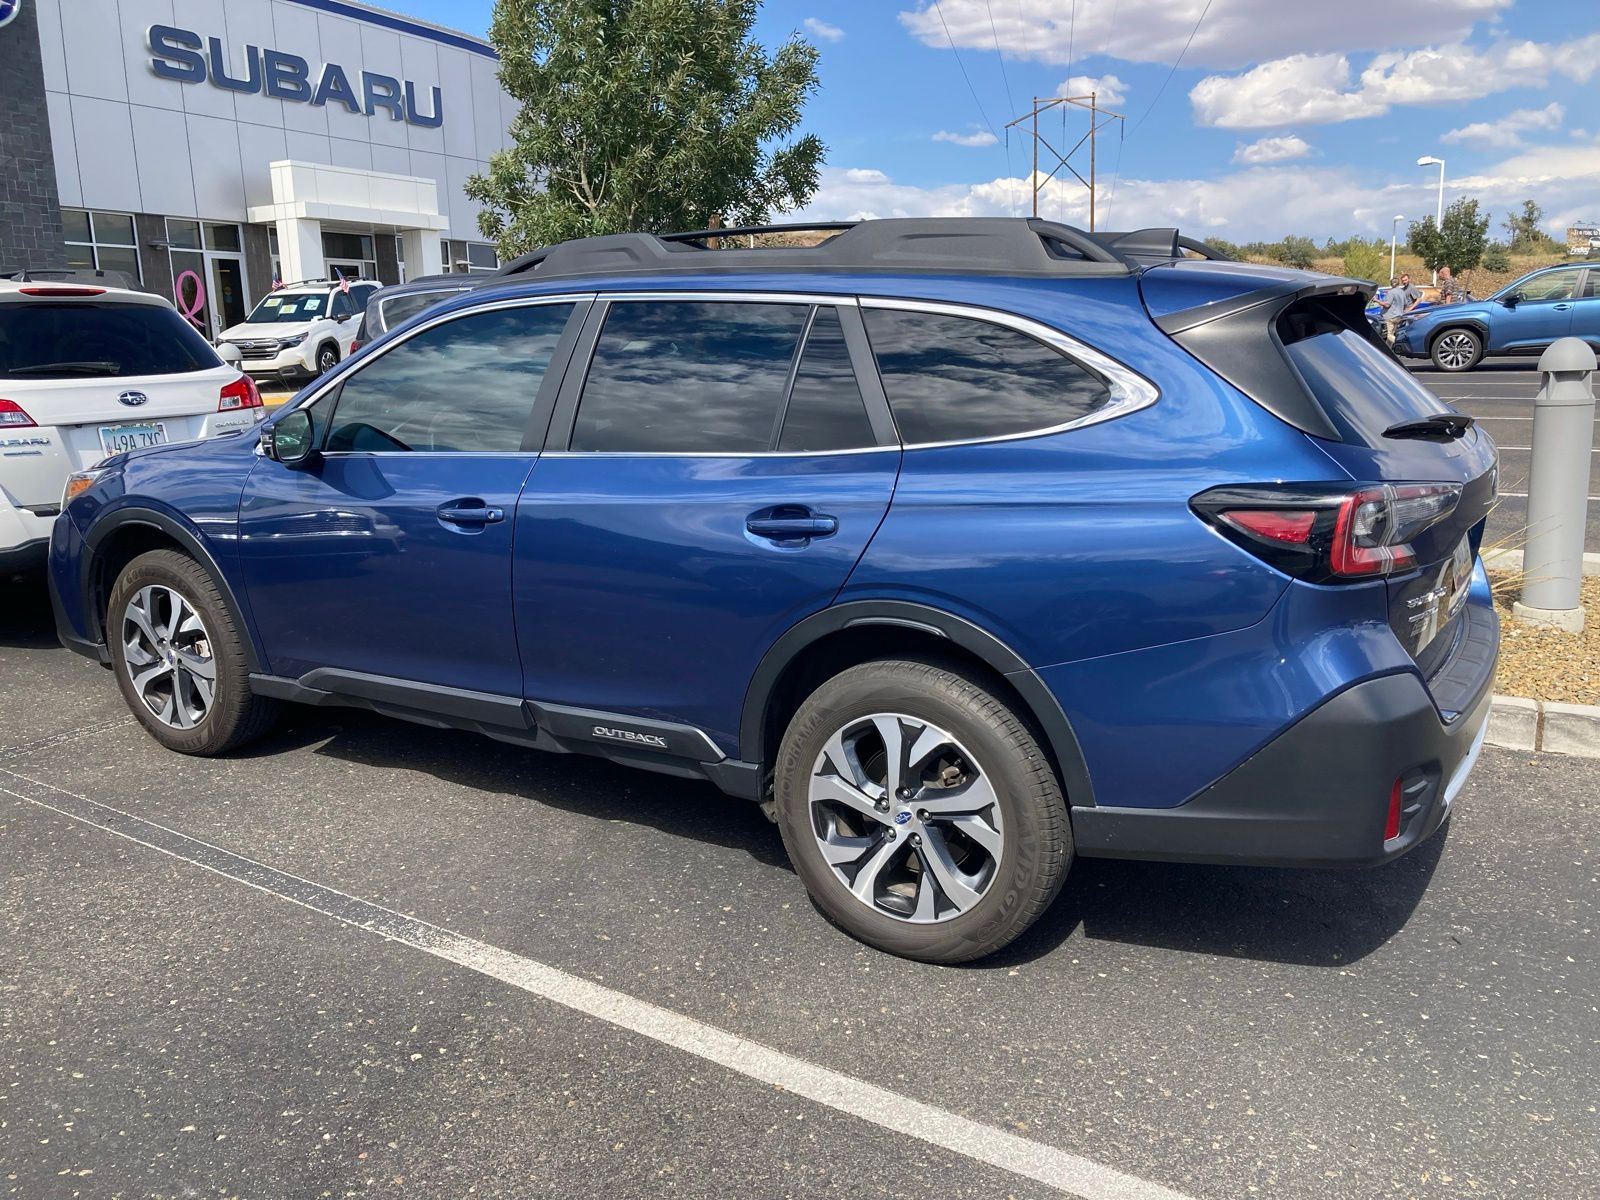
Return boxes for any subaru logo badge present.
[0,1,21,31]
[893,809,913,825]
[117,390,149,407]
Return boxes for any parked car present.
[350,273,484,354]
[217,278,380,382]
[1,276,264,577]
[49,219,1500,963]
[1391,262,1600,370]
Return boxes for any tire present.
[774,659,1070,964]
[107,549,278,755]
[315,342,339,375]
[1430,327,1483,372]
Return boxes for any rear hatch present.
[0,293,236,507]
[1144,263,1497,683]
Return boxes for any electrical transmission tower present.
[1004,93,1126,230]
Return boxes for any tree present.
[1502,199,1560,255]
[1408,197,1490,272]
[1481,242,1511,272]
[1342,240,1384,282]
[468,0,826,256]
[1274,235,1317,269]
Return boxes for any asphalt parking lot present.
[1410,361,1600,554]
[2,575,1598,1200]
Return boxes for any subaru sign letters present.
[147,25,444,128]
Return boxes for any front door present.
[236,298,583,696]
[1495,268,1580,352]
[513,297,899,751]
[209,258,248,335]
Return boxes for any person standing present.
[1437,265,1467,304]
[1381,272,1422,344]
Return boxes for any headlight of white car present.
[278,333,309,348]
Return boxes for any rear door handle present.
[437,501,505,526]
[746,507,838,541]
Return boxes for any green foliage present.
[1342,240,1384,282]
[1273,235,1318,270]
[1481,241,1511,272]
[1501,199,1561,255]
[468,0,826,256]
[1201,236,1243,260]
[1408,198,1490,272]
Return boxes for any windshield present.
[246,292,328,323]
[0,302,220,379]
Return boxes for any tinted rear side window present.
[778,308,876,452]
[0,302,219,379]
[1279,298,1449,445]
[572,301,808,453]
[379,290,466,333]
[862,308,1110,444]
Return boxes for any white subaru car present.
[217,279,380,384]
[0,276,265,576]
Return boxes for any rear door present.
[1570,267,1600,351]
[0,293,238,507]
[236,297,583,696]
[512,295,900,749]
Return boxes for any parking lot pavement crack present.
[0,763,1195,1200]
[0,715,133,761]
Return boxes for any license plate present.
[98,421,169,455]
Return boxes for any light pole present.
[1390,213,1404,281]
[1417,155,1445,285]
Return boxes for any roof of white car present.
[0,278,170,306]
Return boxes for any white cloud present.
[1232,134,1312,164]
[898,0,1509,71]
[933,128,1000,147]
[1059,74,1128,107]
[1443,102,1565,148]
[1192,35,1600,128]
[798,135,1600,242]
[803,17,844,42]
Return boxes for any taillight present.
[0,399,36,428]
[349,340,363,354]
[20,285,106,296]
[1194,482,1461,582]
[219,375,263,411]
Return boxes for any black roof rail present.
[491,217,1149,282]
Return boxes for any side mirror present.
[217,341,243,366]
[1501,291,1520,307]
[264,409,316,467]
[335,312,352,323]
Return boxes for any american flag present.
[334,267,351,295]
[271,269,283,290]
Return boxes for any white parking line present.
[1490,446,1600,453]
[0,766,1193,1200]
[1494,492,1600,501]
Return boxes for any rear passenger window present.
[571,301,807,453]
[325,302,573,453]
[778,309,876,452]
[862,308,1110,444]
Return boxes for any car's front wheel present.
[315,342,340,375]
[774,659,1071,963]
[107,549,277,755]
[1430,327,1483,371]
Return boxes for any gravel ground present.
[1492,572,1600,704]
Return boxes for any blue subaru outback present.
[50,219,1499,963]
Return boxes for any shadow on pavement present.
[0,575,58,650]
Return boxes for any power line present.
[932,0,1002,144]
[984,0,1015,115]
[1126,0,1213,139]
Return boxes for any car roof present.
[0,278,171,307]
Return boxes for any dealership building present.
[0,0,512,338]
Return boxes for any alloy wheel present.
[808,713,1005,924]
[122,584,216,729]
[1435,331,1477,370]
[318,346,338,374]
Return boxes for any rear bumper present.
[1072,608,1497,868]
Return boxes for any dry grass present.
[1490,570,1600,704]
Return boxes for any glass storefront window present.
[204,223,242,253]
[61,208,142,283]
[166,219,202,251]
[466,242,500,271]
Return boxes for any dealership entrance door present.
[166,219,250,340]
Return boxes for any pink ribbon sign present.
[174,269,207,331]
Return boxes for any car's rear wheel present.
[316,342,339,375]
[107,549,277,755]
[774,659,1070,963]
[1430,327,1483,372]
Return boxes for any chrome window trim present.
[857,296,1160,450]
[596,290,862,307]
[284,293,597,415]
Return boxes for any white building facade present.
[31,0,513,337]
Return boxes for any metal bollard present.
[1514,336,1598,632]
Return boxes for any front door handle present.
[437,501,505,526]
[1553,303,1571,310]
[746,506,839,541]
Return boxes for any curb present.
[1485,694,1600,758]
[1482,548,1600,578]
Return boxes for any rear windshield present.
[0,301,220,380]
[1279,297,1450,445]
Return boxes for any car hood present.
[220,321,315,340]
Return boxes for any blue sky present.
[398,0,1599,242]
